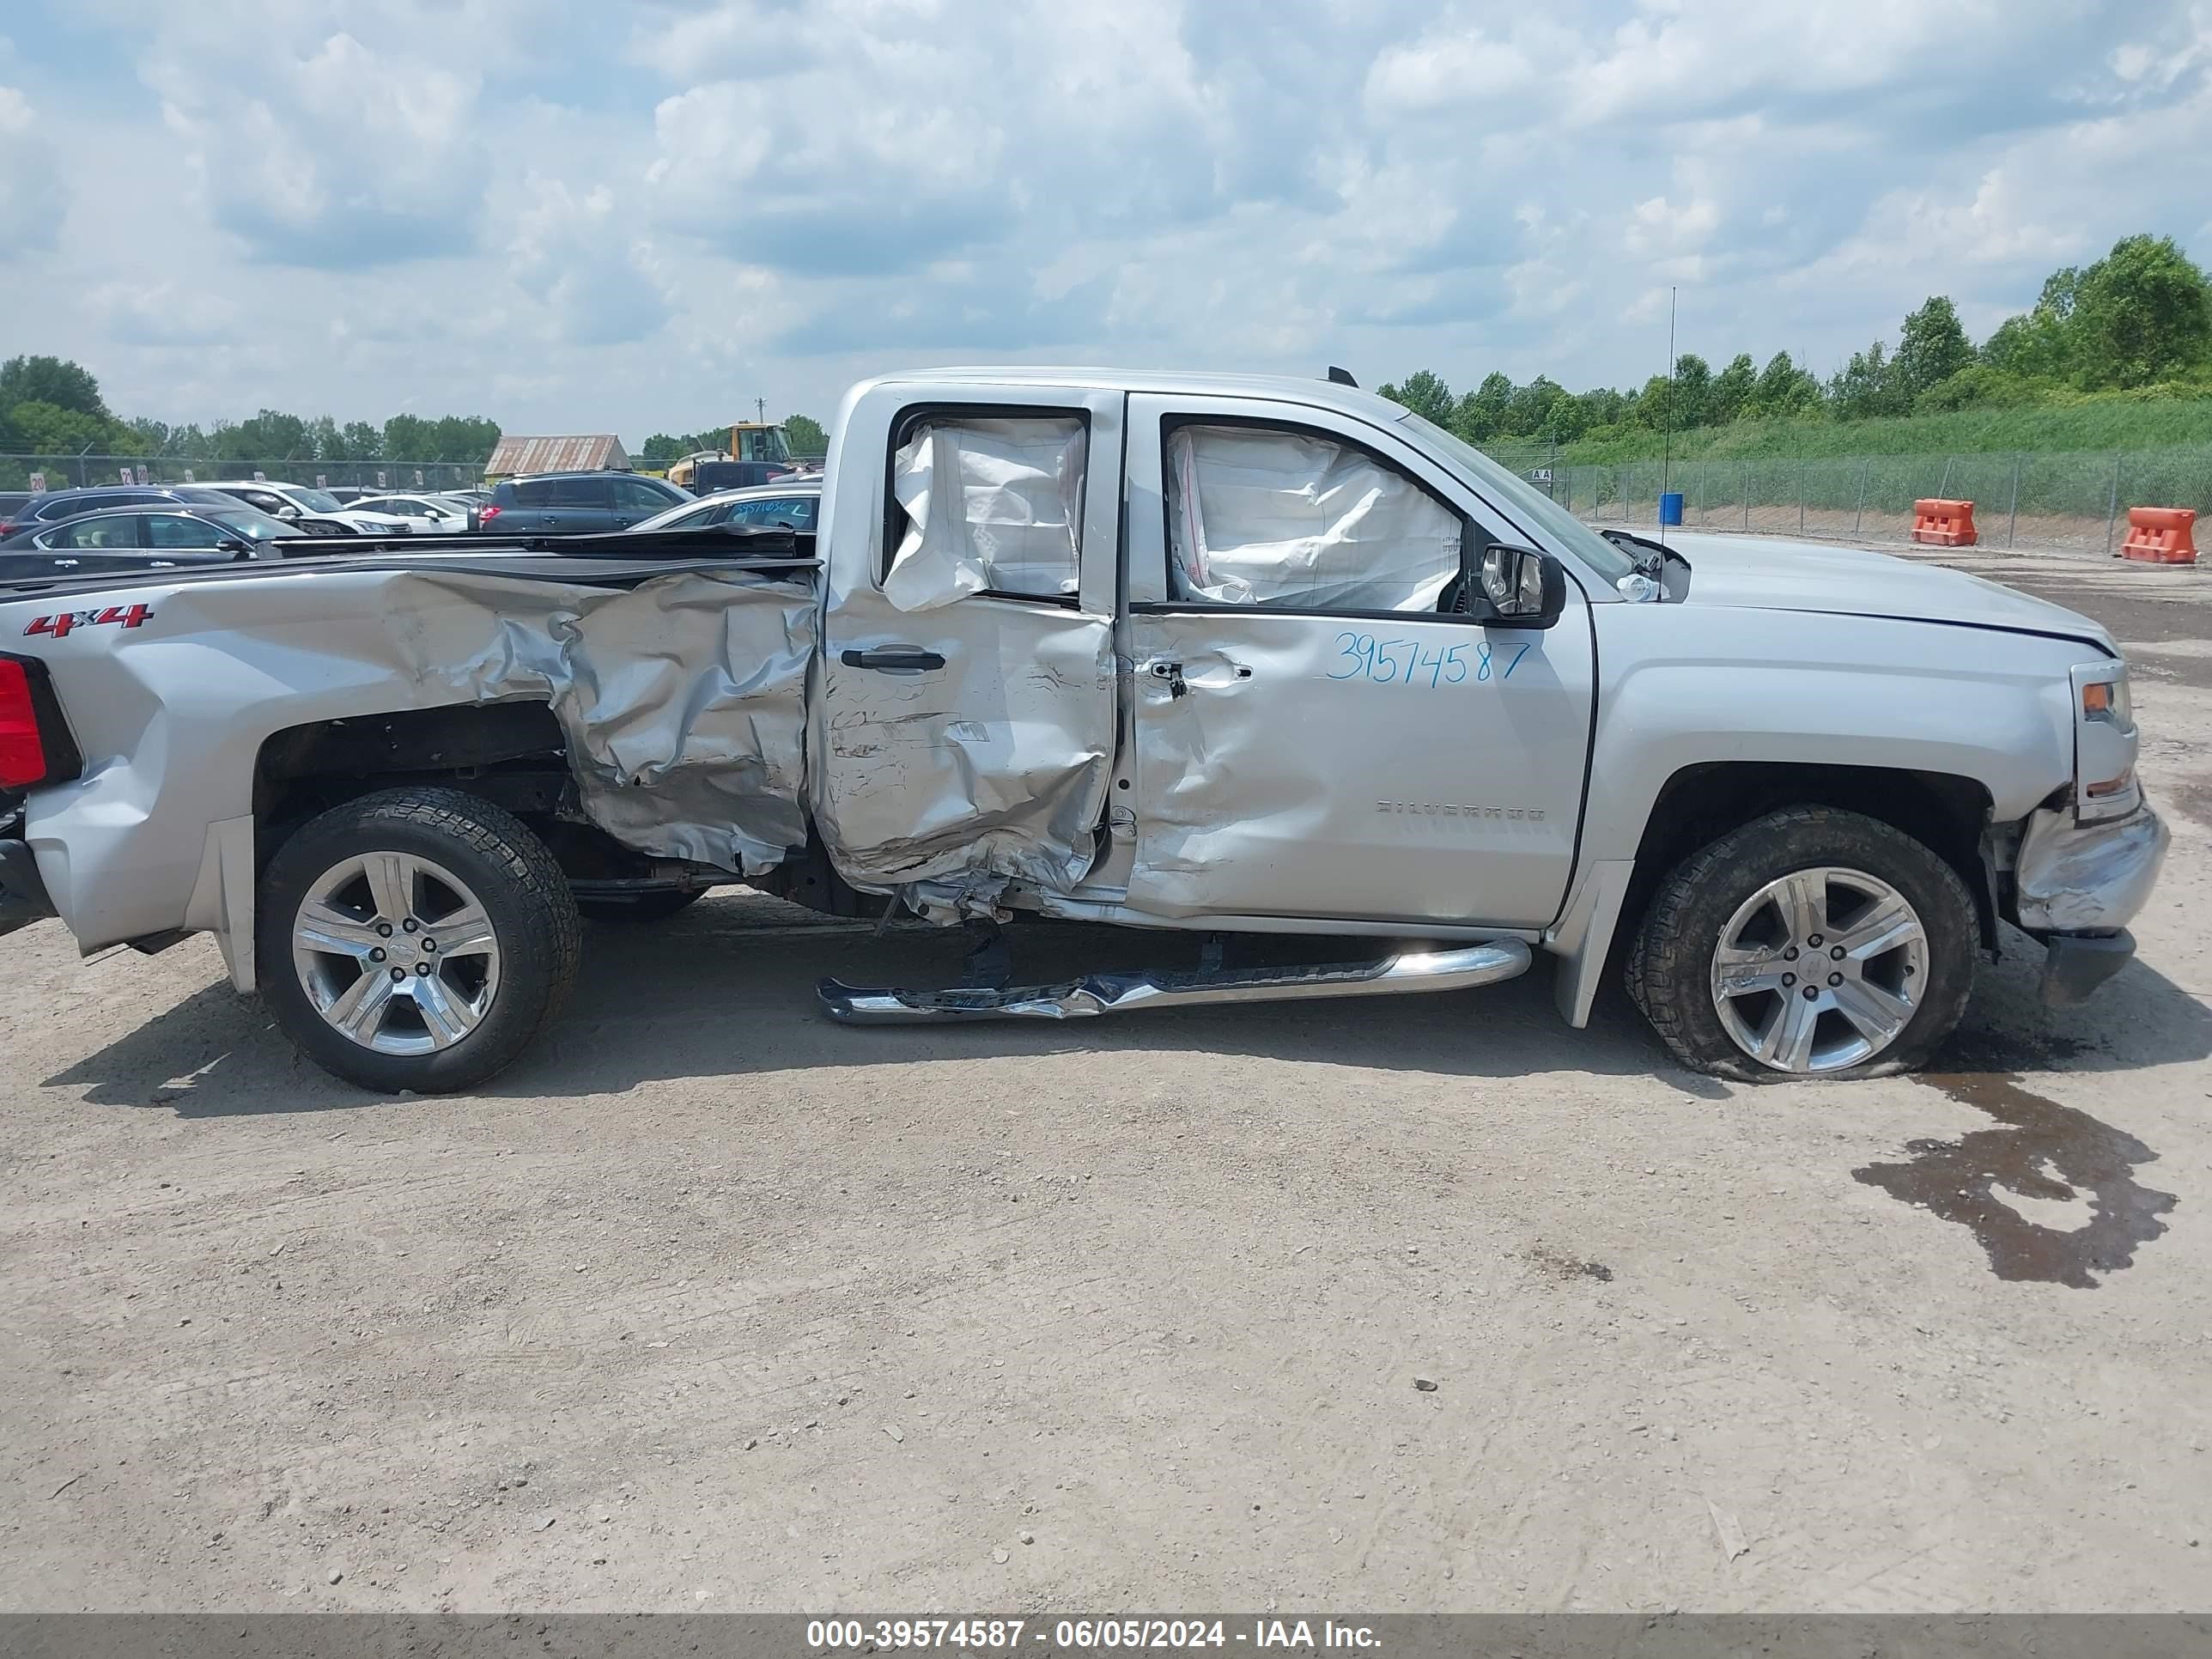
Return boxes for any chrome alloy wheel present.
[290,852,502,1054]
[1709,866,1929,1075]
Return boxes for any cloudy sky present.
[3,0,2208,442]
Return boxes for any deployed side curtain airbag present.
[1167,424,1462,611]
[884,417,1086,611]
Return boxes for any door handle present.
[842,645,947,672]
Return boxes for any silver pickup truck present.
[0,368,2168,1093]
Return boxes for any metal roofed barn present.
[483,434,630,481]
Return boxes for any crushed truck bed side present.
[0,546,817,965]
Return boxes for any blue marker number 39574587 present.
[1326,633,1530,687]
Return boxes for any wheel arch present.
[1624,762,1996,956]
[1549,760,1996,1027]
[210,703,572,996]
[252,700,571,866]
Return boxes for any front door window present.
[1164,422,1462,612]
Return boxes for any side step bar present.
[818,939,1531,1024]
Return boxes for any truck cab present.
[810,371,1596,939]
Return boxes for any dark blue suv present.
[479,471,688,534]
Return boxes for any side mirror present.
[1477,544,1567,629]
[276,504,301,520]
[216,538,251,555]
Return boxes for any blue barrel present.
[1659,490,1684,526]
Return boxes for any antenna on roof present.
[1325,366,1358,387]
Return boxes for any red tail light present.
[477,504,501,526]
[0,656,82,792]
[0,522,18,538]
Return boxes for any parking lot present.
[2,538,2208,1613]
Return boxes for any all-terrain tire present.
[257,787,582,1094]
[575,889,706,924]
[1628,805,1978,1083]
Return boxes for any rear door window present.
[884,416,1085,610]
[51,515,143,550]
[510,480,554,507]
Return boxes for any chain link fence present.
[1484,441,2212,556]
[0,453,486,495]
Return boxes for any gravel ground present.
[2,541,2209,1613]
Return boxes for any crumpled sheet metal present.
[400,567,816,876]
[814,609,1114,905]
[1166,423,1460,611]
[884,417,1086,611]
[2013,803,2168,933]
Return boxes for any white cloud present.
[1365,28,1536,112]
[0,86,66,254]
[505,176,674,348]
[114,1,505,267]
[89,282,240,347]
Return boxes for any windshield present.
[288,486,344,514]
[209,506,302,539]
[736,427,792,463]
[1395,412,1636,585]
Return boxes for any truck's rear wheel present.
[258,788,581,1094]
[1629,805,1976,1082]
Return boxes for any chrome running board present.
[818,939,1531,1024]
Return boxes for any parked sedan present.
[1,485,202,538]
[347,493,479,532]
[197,481,412,536]
[629,481,821,533]
[0,505,302,581]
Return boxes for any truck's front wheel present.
[1629,805,1977,1082]
[257,788,582,1094]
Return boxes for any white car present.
[346,494,479,533]
[198,481,413,537]
[630,481,820,534]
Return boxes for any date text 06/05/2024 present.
[804,1618,1382,1650]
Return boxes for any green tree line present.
[1380,232,2212,449]
[0,356,501,464]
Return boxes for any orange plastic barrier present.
[1911,499,1978,547]
[2117,506,2197,565]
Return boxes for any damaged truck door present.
[811,389,1123,908]
[1117,394,1594,930]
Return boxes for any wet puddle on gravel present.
[1854,1069,2176,1288]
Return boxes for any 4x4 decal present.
[24,604,153,639]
